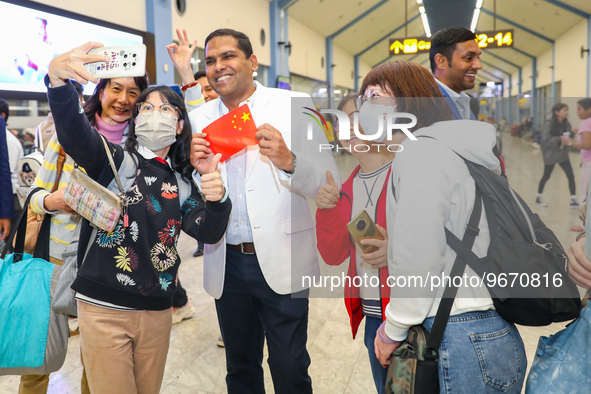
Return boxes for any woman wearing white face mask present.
[45,43,232,394]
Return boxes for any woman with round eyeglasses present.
[366,61,527,393]
[316,92,395,394]
[44,43,232,394]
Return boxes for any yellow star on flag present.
[241,112,251,122]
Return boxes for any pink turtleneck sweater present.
[95,113,128,144]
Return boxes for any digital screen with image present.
[0,1,143,96]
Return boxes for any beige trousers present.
[77,301,172,394]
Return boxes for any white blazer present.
[189,83,340,298]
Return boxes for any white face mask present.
[357,101,396,143]
[135,112,178,151]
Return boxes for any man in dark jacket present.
[0,114,14,242]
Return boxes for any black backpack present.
[394,138,581,326]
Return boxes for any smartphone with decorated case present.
[346,210,384,254]
[84,45,146,78]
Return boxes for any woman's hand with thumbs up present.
[316,170,340,209]
[200,153,225,202]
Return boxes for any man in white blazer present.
[188,29,340,394]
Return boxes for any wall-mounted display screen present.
[0,0,146,97]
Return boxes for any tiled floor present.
[1,130,584,393]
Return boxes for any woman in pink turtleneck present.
[22,75,149,394]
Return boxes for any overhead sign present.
[475,30,514,49]
[388,29,514,56]
[389,37,431,56]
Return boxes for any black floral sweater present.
[47,79,231,310]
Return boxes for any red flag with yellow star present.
[202,104,258,162]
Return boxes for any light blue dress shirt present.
[435,78,472,120]
[217,86,258,245]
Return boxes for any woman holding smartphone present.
[45,42,231,394]
[314,65,442,392]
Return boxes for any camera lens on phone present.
[356,219,366,232]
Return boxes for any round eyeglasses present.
[356,89,396,109]
[136,102,180,120]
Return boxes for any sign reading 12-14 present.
[388,29,514,56]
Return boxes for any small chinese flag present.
[203,104,258,162]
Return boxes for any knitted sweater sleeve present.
[181,181,232,244]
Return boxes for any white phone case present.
[84,44,146,78]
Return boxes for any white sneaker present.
[68,318,79,336]
[172,303,195,325]
[570,197,580,209]
[536,196,547,207]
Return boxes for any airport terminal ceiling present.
[288,0,591,82]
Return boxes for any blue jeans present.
[364,316,388,394]
[423,310,526,394]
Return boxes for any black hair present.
[578,98,591,111]
[549,102,569,136]
[194,71,207,80]
[124,85,193,180]
[0,98,8,122]
[70,80,84,99]
[84,74,150,126]
[204,28,253,58]
[429,27,477,73]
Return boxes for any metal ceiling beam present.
[510,46,535,59]
[480,8,554,44]
[327,0,390,107]
[478,68,503,82]
[278,0,299,9]
[356,14,421,58]
[543,0,590,18]
[482,49,520,69]
[329,0,390,39]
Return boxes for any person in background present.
[562,98,591,205]
[537,103,578,208]
[0,111,13,244]
[46,42,231,394]
[194,70,219,103]
[0,98,23,227]
[315,93,392,394]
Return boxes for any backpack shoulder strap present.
[425,188,483,359]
